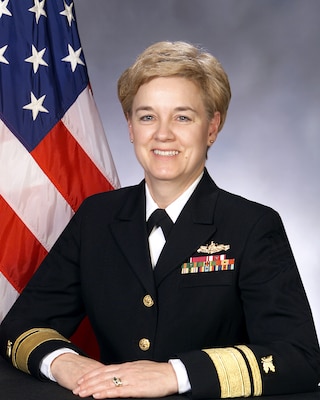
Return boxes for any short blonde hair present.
[117,41,231,132]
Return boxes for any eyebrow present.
[134,106,197,113]
[134,106,153,113]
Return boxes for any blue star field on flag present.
[0,0,88,151]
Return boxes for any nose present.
[154,119,174,141]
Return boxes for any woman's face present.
[128,76,220,191]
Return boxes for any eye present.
[177,115,191,122]
[140,115,154,121]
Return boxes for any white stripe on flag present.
[0,272,19,322]
[62,86,120,189]
[0,120,74,251]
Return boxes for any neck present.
[145,174,202,209]
[147,183,181,209]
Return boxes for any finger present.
[75,382,128,398]
[78,364,123,384]
[74,372,126,397]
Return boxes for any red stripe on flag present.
[0,196,48,293]
[31,121,115,212]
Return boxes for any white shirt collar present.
[145,172,204,222]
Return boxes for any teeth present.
[153,149,179,156]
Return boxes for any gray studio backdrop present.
[74,0,320,336]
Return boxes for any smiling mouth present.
[153,149,179,156]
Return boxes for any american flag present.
[0,0,120,355]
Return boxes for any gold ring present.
[112,377,122,387]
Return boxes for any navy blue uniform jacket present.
[1,169,319,398]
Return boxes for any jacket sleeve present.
[178,209,320,398]
[0,208,86,379]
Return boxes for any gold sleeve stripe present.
[203,347,251,398]
[12,328,71,374]
[236,345,262,396]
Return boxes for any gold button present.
[139,338,150,351]
[143,294,154,307]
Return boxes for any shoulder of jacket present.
[83,184,141,205]
[217,187,279,220]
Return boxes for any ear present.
[207,112,221,146]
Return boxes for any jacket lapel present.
[154,170,219,285]
[110,182,156,296]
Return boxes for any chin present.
[152,171,178,181]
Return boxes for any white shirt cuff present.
[40,348,79,381]
[169,358,191,394]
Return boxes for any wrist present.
[40,349,79,381]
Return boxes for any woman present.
[1,41,319,399]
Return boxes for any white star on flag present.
[23,92,49,120]
[60,1,74,27]
[0,45,9,64]
[0,0,12,18]
[29,0,47,24]
[61,44,85,72]
[25,45,48,73]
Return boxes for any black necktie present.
[147,209,173,239]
